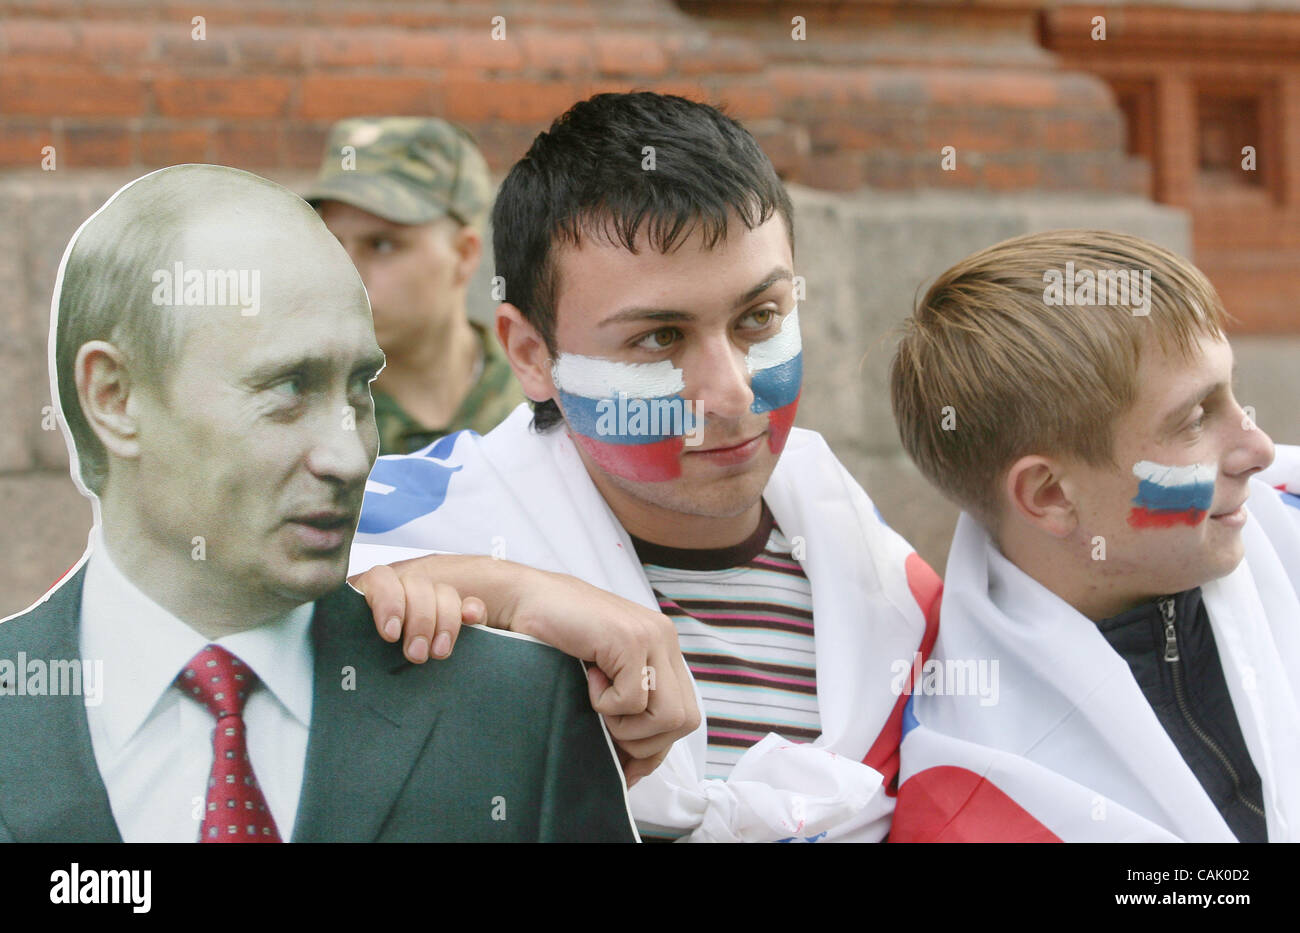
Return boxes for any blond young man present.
[888,230,1300,842]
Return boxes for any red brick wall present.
[0,0,1144,194]
[1043,4,1300,331]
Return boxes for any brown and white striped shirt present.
[631,502,820,784]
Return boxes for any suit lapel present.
[0,567,123,842]
[291,585,446,842]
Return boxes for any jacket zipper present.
[1160,597,1267,822]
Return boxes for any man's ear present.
[450,224,482,288]
[1003,454,1079,538]
[495,304,556,403]
[75,340,143,462]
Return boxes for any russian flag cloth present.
[350,404,935,842]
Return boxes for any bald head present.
[54,164,370,495]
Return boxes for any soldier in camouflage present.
[304,117,525,455]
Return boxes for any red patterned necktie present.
[177,644,282,843]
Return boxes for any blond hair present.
[889,229,1229,528]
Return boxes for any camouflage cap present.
[303,117,493,227]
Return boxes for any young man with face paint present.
[888,230,1300,841]
[350,92,938,842]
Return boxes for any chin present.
[586,438,776,520]
[270,556,350,603]
[648,474,768,520]
[1164,553,1244,594]
[1209,545,1247,583]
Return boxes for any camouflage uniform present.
[371,320,524,455]
[304,117,525,455]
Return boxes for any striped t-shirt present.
[631,502,819,783]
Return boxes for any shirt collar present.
[79,529,315,753]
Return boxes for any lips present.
[691,435,762,454]
[1210,495,1248,518]
[1208,496,1250,529]
[1210,502,1247,520]
[1211,504,1245,518]
[286,509,357,550]
[684,432,765,467]
[289,510,353,529]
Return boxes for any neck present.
[98,495,302,639]
[624,502,763,551]
[374,312,480,429]
[998,527,1154,623]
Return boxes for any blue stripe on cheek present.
[751,353,802,414]
[558,391,697,444]
[1132,478,1215,513]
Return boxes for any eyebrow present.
[1157,361,1237,434]
[597,267,794,327]
[242,351,387,387]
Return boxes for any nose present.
[687,332,754,421]
[305,403,376,488]
[1224,399,1276,479]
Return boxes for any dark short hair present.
[492,91,795,430]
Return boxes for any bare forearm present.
[349,553,540,660]
[350,551,701,785]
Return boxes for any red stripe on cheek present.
[571,434,684,482]
[766,395,801,454]
[1127,507,1207,528]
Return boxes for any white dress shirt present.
[79,531,315,842]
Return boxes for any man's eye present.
[740,307,776,330]
[1187,409,1207,431]
[270,376,304,399]
[350,374,375,399]
[371,238,396,255]
[634,328,680,351]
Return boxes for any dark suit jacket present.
[0,565,637,842]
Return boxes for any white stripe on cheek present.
[1132,461,1216,487]
[551,353,685,399]
[745,305,801,374]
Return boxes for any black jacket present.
[1098,588,1268,842]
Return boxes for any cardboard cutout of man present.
[0,164,638,843]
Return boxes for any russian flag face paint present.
[746,306,802,455]
[1128,461,1215,528]
[551,355,700,482]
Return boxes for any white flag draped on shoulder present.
[349,404,939,842]
[894,451,1300,842]
[1259,442,1300,534]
